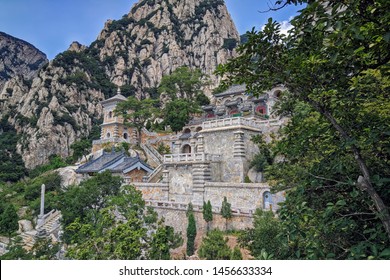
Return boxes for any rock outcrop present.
[0,0,240,169]
[0,32,48,92]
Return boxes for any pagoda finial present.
[117,87,121,95]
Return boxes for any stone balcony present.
[163,153,222,164]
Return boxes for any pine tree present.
[202,200,213,232]
[221,197,232,231]
[186,212,197,256]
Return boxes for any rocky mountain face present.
[0,0,239,169]
[0,32,48,92]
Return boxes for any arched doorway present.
[263,191,273,210]
[182,144,192,154]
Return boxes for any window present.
[123,133,128,140]
[106,132,111,138]
[108,111,113,118]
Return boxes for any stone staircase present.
[146,164,164,183]
[140,143,163,166]
[37,210,61,234]
[20,231,36,250]
[18,210,62,250]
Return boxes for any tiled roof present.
[76,151,153,174]
[214,84,247,97]
[101,94,127,106]
[76,151,125,173]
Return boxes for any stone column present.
[37,184,45,227]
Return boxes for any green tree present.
[186,208,197,256]
[158,66,207,100]
[115,97,158,143]
[0,237,32,260]
[198,229,231,260]
[64,183,181,260]
[70,139,92,162]
[148,219,183,260]
[217,0,390,257]
[0,203,19,237]
[0,118,26,183]
[238,209,285,259]
[221,197,232,231]
[57,171,122,243]
[202,200,213,232]
[163,99,201,132]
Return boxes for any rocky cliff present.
[0,32,48,92]
[0,0,240,169]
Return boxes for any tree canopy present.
[158,66,207,100]
[115,97,158,143]
[217,0,390,258]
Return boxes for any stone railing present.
[163,153,222,163]
[140,143,163,164]
[143,164,163,183]
[144,200,256,217]
[202,117,281,130]
[204,182,270,189]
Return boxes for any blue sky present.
[0,0,303,59]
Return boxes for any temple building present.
[76,150,153,183]
[92,88,137,153]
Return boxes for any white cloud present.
[279,20,293,35]
[260,16,293,36]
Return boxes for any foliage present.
[0,202,19,237]
[221,196,232,230]
[57,171,122,243]
[250,135,273,173]
[202,200,213,232]
[115,97,158,143]
[158,66,207,100]
[148,219,183,260]
[231,246,243,260]
[186,202,194,217]
[28,155,67,178]
[0,237,32,260]
[217,0,390,258]
[53,50,116,98]
[238,209,285,259]
[222,38,238,51]
[70,139,92,162]
[156,142,170,155]
[186,210,197,256]
[195,92,210,106]
[62,174,181,259]
[0,117,26,183]
[163,99,201,132]
[23,172,62,213]
[198,229,231,260]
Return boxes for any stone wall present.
[135,183,169,201]
[153,206,253,236]
[204,182,268,210]
[166,164,194,204]
[201,128,260,183]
